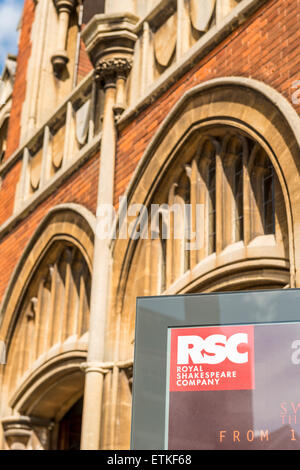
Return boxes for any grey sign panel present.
[131,289,300,450]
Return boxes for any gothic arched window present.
[4,241,91,395]
[250,146,276,238]
[234,154,244,242]
[147,126,287,293]
[207,151,216,255]
[263,160,275,235]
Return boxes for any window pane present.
[208,156,216,254]
[263,162,275,234]
[234,156,244,242]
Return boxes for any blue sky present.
[0,0,24,74]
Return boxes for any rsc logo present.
[177,333,249,365]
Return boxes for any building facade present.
[0,0,299,450]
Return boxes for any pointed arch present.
[110,77,300,362]
[0,204,95,448]
[0,204,95,347]
[113,78,300,298]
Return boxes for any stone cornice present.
[95,57,133,87]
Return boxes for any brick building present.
[0,0,299,450]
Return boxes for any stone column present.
[51,0,76,76]
[215,146,223,254]
[243,151,252,246]
[140,21,151,96]
[26,0,49,135]
[223,152,237,247]
[177,0,190,60]
[80,57,132,451]
[80,361,109,450]
[114,59,132,118]
[80,12,137,451]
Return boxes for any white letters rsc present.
[177,333,248,365]
[226,333,248,364]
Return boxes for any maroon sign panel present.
[166,323,300,450]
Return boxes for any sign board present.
[131,289,300,450]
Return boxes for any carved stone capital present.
[53,0,76,14]
[114,58,133,80]
[95,57,132,89]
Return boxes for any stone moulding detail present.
[95,57,133,87]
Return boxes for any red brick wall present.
[0,161,22,226]
[5,0,35,160]
[77,26,93,84]
[0,0,35,228]
[114,0,300,204]
[0,7,94,234]
[0,152,99,301]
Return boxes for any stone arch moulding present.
[113,77,300,306]
[9,349,87,422]
[1,349,86,450]
[0,203,96,348]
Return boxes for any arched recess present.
[110,77,300,365]
[0,204,95,450]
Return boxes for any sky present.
[0,0,24,75]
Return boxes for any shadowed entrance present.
[58,397,83,450]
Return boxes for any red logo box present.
[169,325,255,392]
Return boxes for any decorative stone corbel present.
[51,0,77,77]
[2,416,53,450]
[2,417,32,450]
[81,12,138,111]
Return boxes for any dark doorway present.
[57,397,83,450]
